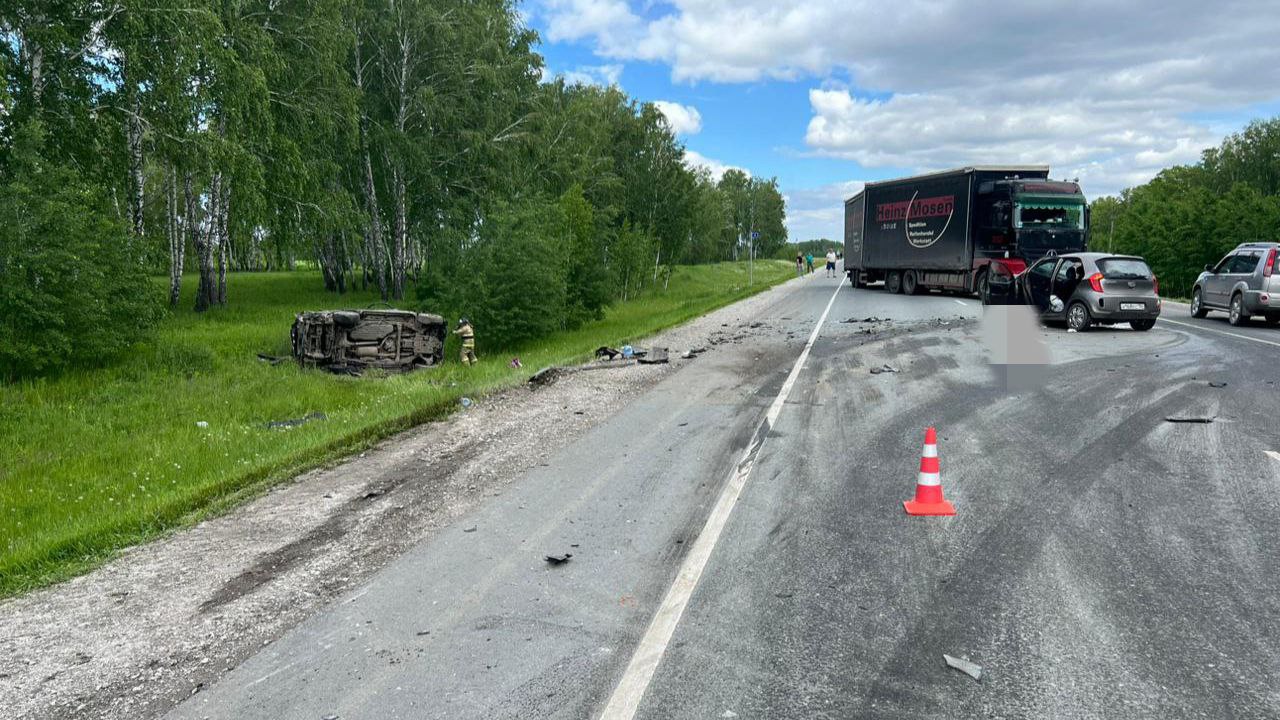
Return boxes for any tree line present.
[1090,117,1280,298]
[0,0,787,377]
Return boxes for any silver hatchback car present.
[1190,242,1280,326]
[985,252,1162,331]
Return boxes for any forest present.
[1090,117,1280,298]
[0,0,787,379]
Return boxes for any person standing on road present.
[454,317,477,366]
[796,253,804,277]
[805,252,815,274]
[825,249,838,277]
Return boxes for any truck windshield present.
[1014,199,1084,229]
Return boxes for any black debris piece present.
[545,553,573,565]
[256,353,287,365]
[1208,381,1228,388]
[841,316,890,324]
[869,364,900,375]
[362,489,383,499]
[463,526,477,533]
[595,346,623,360]
[1164,416,1215,424]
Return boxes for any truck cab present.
[972,178,1088,297]
[975,179,1088,264]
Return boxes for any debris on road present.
[266,412,328,430]
[460,397,474,409]
[544,553,573,566]
[1208,381,1228,388]
[638,347,670,364]
[463,526,477,533]
[1164,416,1215,423]
[842,316,891,323]
[943,653,983,681]
[869,364,900,374]
[595,346,622,360]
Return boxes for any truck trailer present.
[843,166,1089,298]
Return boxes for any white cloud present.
[684,149,747,182]
[783,180,865,242]
[552,64,624,87]
[653,100,702,135]
[541,0,1280,195]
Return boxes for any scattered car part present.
[943,654,983,681]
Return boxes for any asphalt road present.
[169,275,1280,720]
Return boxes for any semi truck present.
[843,166,1089,298]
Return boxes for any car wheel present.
[1129,319,1156,331]
[886,271,902,294]
[903,270,919,295]
[1228,293,1249,326]
[1067,301,1092,331]
[1190,288,1208,318]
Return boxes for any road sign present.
[750,231,760,240]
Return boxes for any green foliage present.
[1090,117,1280,298]
[0,123,160,379]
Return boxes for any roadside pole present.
[749,229,759,286]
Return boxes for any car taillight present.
[1266,248,1277,278]
[1089,272,1105,293]
[1153,275,1159,296]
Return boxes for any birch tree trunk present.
[124,57,146,243]
[195,172,219,312]
[217,177,229,305]
[167,166,184,306]
[354,34,388,300]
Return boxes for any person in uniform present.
[454,317,477,366]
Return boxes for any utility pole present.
[1109,216,1115,253]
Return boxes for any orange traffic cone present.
[904,427,955,516]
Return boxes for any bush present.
[417,197,571,349]
[0,122,161,380]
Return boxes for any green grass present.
[0,260,793,596]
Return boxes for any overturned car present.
[291,308,447,373]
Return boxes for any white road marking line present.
[1266,451,1280,463]
[954,299,969,306]
[598,281,844,720]
[1159,317,1280,349]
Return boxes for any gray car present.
[984,252,1162,331]
[1190,242,1280,326]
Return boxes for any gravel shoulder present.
[0,275,811,720]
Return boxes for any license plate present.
[1121,302,1144,311]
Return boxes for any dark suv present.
[1190,243,1280,326]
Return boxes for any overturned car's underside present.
[291,309,446,373]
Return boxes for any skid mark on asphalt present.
[597,282,844,720]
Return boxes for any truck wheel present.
[975,270,989,301]
[1190,288,1208,318]
[1228,293,1249,326]
[903,270,920,295]
[886,271,902,294]
[1067,301,1092,332]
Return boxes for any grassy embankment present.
[0,260,794,596]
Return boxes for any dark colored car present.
[1190,242,1280,326]
[984,252,1162,331]
[291,308,447,373]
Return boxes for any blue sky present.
[527,0,1280,242]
